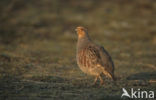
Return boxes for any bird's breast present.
[77,48,96,69]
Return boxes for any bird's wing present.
[83,45,103,68]
[81,44,114,72]
[98,46,114,73]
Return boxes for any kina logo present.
[121,88,131,98]
[121,88,155,99]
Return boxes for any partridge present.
[75,26,115,85]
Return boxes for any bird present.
[75,26,115,85]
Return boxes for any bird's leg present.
[99,75,104,86]
[94,76,98,85]
[91,75,98,86]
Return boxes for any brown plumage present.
[76,26,115,85]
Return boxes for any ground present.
[0,0,156,100]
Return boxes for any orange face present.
[75,26,87,38]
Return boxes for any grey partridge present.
[76,26,115,85]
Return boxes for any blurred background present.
[0,0,156,99]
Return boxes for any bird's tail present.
[102,69,116,81]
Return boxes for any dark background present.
[0,0,156,100]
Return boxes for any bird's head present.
[75,26,88,38]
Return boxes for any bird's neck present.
[77,35,91,52]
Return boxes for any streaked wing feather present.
[78,45,102,68]
[99,46,114,73]
[85,45,102,67]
